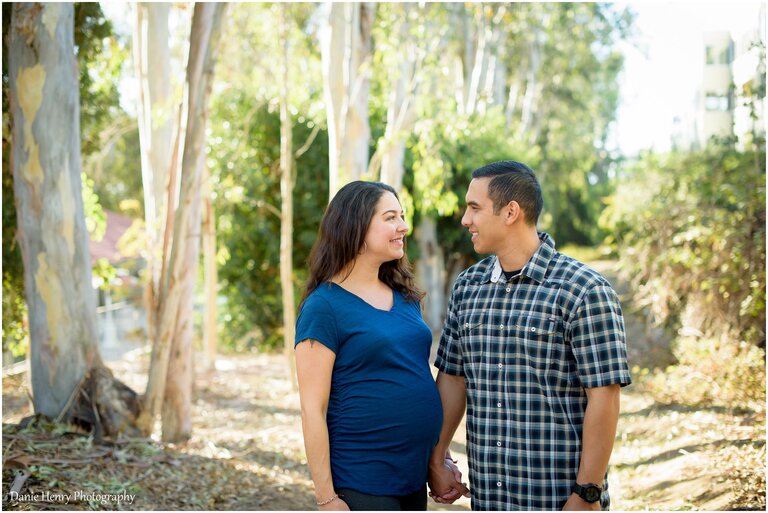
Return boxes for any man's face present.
[461,178,507,254]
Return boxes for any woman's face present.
[363,191,409,263]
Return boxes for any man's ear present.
[504,201,521,225]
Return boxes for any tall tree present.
[133,2,174,349]
[8,2,139,436]
[201,163,218,372]
[321,2,375,198]
[278,4,297,388]
[138,2,227,442]
[370,3,446,193]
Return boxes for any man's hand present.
[428,457,470,504]
[562,493,600,511]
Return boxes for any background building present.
[693,4,766,149]
[697,31,735,145]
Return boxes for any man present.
[428,161,632,511]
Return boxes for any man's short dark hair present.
[471,160,543,226]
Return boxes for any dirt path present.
[592,260,765,511]
[2,261,764,510]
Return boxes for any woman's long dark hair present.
[302,181,424,305]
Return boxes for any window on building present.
[705,93,730,111]
[705,45,732,65]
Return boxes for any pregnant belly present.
[330,380,443,451]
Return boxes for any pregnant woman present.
[295,181,443,511]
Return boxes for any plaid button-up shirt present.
[435,232,632,511]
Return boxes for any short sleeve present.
[567,284,632,389]
[435,281,464,376]
[295,292,339,353]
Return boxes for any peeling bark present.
[9,2,140,437]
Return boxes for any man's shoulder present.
[455,255,495,285]
[548,252,613,292]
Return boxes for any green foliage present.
[526,3,631,245]
[209,4,328,352]
[73,4,126,158]
[82,173,107,241]
[2,274,28,358]
[386,2,631,250]
[208,92,328,352]
[602,144,766,344]
[2,3,24,359]
[603,143,766,408]
[405,108,536,260]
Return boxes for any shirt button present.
[531,327,536,332]
[498,363,503,368]
[497,482,502,487]
[497,402,502,407]
[496,441,502,447]
[499,324,504,329]
[505,287,511,292]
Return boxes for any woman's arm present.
[296,339,349,511]
[428,371,470,503]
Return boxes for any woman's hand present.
[318,496,350,511]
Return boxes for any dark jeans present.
[336,485,427,511]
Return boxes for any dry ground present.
[3,348,764,511]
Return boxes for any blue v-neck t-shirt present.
[295,282,443,496]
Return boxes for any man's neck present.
[496,228,541,272]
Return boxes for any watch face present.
[585,487,601,502]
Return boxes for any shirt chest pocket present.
[509,313,568,370]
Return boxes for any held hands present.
[428,456,470,504]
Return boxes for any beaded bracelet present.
[316,494,338,506]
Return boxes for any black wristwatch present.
[573,483,602,503]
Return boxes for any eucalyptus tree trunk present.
[9,2,140,437]
[375,5,417,193]
[415,218,446,334]
[133,2,173,349]
[279,5,297,390]
[463,4,507,116]
[138,2,227,442]
[321,2,375,198]
[201,164,218,373]
[465,6,488,116]
[518,32,541,141]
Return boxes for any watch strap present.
[574,483,602,503]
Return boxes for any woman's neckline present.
[328,282,396,312]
